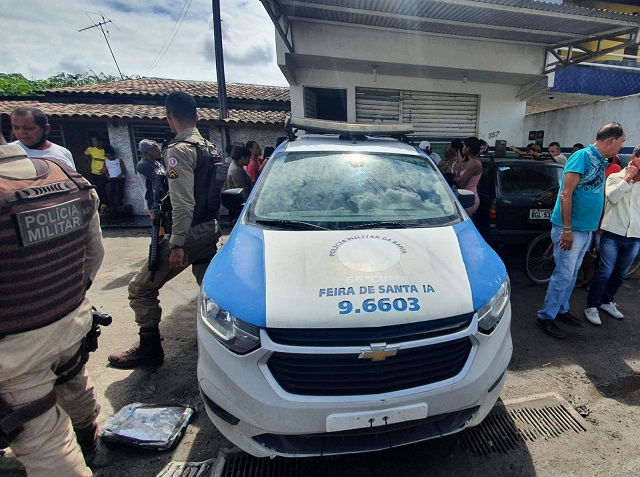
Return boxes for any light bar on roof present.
[287,116,414,136]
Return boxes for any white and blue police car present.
[197,118,512,458]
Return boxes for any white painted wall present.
[291,22,544,77]
[279,20,545,145]
[523,94,640,151]
[290,69,526,144]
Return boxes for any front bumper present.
[197,305,512,458]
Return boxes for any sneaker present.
[557,311,585,328]
[584,307,602,326]
[536,318,566,339]
[599,302,624,319]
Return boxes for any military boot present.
[75,420,99,465]
[108,327,164,369]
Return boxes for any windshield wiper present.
[342,221,411,230]
[255,219,330,230]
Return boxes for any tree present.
[0,72,138,96]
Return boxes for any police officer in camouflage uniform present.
[0,144,104,477]
[109,91,221,369]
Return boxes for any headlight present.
[198,290,260,354]
[477,276,510,334]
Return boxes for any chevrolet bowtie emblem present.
[358,343,399,361]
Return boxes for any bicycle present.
[524,231,555,285]
[525,233,639,284]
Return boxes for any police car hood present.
[204,220,506,328]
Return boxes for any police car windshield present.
[246,151,461,230]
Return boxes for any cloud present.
[0,0,287,86]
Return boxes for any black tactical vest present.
[170,139,223,225]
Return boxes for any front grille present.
[267,337,472,396]
[253,406,479,456]
[266,313,473,347]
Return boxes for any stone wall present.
[107,123,147,215]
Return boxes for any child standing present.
[103,145,127,209]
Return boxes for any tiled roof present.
[46,78,290,102]
[0,100,287,124]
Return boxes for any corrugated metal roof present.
[270,0,640,46]
[0,100,288,124]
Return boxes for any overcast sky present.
[1,0,288,87]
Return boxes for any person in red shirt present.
[244,141,261,183]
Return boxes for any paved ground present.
[2,228,640,476]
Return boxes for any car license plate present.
[326,403,428,432]
[529,208,551,220]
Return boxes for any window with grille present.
[48,124,66,147]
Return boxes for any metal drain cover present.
[219,452,300,477]
[460,392,590,456]
[156,457,221,477]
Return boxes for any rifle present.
[148,193,171,282]
[148,208,162,282]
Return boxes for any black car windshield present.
[497,164,562,195]
[246,151,460,229]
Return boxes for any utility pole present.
[212,0,230,148]
[78,14,125,80]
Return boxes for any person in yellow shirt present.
[84,136,108,209]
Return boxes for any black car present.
[473,156,564,245]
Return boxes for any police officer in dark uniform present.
[109,91,221,368]
[0,144,104,476]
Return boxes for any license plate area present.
[529,208,551,220]
[326,403,428,432]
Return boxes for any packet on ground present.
[99,402,194,450]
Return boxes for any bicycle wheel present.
[625,251,640,279]
[525,232,555,285]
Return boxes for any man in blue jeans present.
[584,146,640,325]
[537,123,626,339]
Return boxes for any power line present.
[145,0,194,76]
[78,13,125,80]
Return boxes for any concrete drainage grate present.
[220,452,300,477]
[460,392,590,456]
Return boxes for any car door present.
[494,162,562,232]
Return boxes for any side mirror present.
[457,189,476,209]
[221,188,248,212]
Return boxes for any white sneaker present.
[584,307,602,326]
[599,302,624,319]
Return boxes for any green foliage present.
[0,72,140,96]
